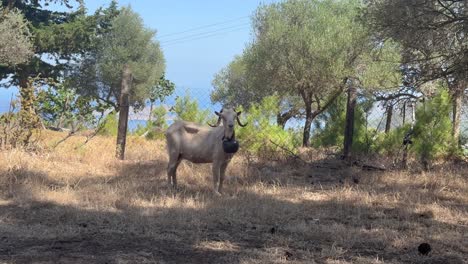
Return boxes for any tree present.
[70,6,166,159]
[0,0,110,145]
[0,7,33,66]
[366,0,468,145]
[413,87,454,169]
[0,0,101,86]
[72,6,165,111]
[244,0,372,146]
[211,55,264,109]
[211,53,303,128]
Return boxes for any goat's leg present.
[212,161,221,196]
[218,161,230,194]
[167,153,181,188]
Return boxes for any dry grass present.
[0,131,467,264]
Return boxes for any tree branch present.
[374,92,421,101]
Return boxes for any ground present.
[0,131,467,264]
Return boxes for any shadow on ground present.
[0,157,466,264]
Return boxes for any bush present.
[236,95,300,155]
[172,93,212,124]
[98,112,118,136]
[412,88,454,167]
[311,95,370,153]
[133,105,167,140]
[373,124,412,156]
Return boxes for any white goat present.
[165,107,247,195]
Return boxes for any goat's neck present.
[223,129,235,141]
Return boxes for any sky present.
[0,0,278,114]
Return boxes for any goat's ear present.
[215,111,221,116]
[237,111,242,116]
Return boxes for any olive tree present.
[244,0,372,146]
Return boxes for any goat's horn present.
[236,116,247,127]
[208,116,222,127]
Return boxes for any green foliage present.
[0,78,40,147]
[71,5,166,111]
[311,95,370,152]
[172,93,211,124]
[211,55,265,109]
[356,40,402,92]
[0,7,33,66]
[37,81,98,130]
[150,74,175,104]
[100,6,165,109]
[33,9,97,56]
[98,112,118,136]
[412,88,454,166]
[212,0,405,147]
[373,124,412,156]
[0,1,104,86]
[248,0,369,92]
[133,105,167,140]
[236,95,300,154]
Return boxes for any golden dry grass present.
[0,131,467,263]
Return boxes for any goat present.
[165,107,247,195]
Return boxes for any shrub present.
[236,95,300,155]
[133,105,168,140]
[373,124,412,156]
[311,95,370,153]
[98,112,118,136]
[412,88,454,167]
[172,92,212,124]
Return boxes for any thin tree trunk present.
[451,87,463,146]
[343,85,357,161]
[385,104,393,133]
[302,103,313,147]
[148,101,154,122]
[116,64,132,160]
[402,102,406,125]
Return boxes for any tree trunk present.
[451,87,463,146]
[302,103,313,147]
[343,85,357,160]
[148,101,154,122]
[385,104,393,133]
[402,102,406,125]
[17,76,39,146]
[116,64,132,160]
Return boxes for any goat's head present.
[209,106,247,139]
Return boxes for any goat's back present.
[165,121,224,163]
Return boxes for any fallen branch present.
[74,112,106,150]
[52,130,75,148]
[268,139,308,164]
[353,160,386,171]
[74,125,104,150]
